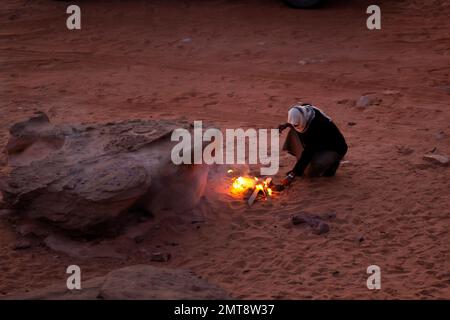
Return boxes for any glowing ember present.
[230,173,274,205]
[231,176,257,193]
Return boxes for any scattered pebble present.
[292,212,332,235]
[347,122,357,126]
[312,222,330,235]
[292,214,308,225]
[151,252,171,262]
[423,154,449,166]
[356,94,382,108]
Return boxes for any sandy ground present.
[1,0,449,299]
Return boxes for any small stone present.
[12,240,32,250]
[356,235,365,243]
[292,214,308,225]
[356,94,382,108]
[151,252,170,262]
[423,154,449,166]
[312,222,330,235]
[356,96,370,107]
[332,271,340,277]
[347,122,357,126]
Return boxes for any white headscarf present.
[287,104,316,133]
[287,103,331,133]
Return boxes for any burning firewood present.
[228,170,274,207]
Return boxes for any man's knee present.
[305,151,341,177]
[304,163,324,177]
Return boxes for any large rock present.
[0,112,208,234]
[98,265,229,300]
[7,265,230,300]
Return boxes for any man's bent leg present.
[304,151,341,177]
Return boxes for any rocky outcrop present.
[98,265,229,300]
[0,112,208,234]
[8,265,230,300]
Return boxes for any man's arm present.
[278,123,292,132]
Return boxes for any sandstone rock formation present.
[0,112,208,234]
[8,265,230,300]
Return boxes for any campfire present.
[228,170,273,206]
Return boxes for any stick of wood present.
[247,187,261,207]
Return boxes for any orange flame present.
[231,176,257,193]
[230,175,273,198]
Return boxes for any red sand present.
[1,0,449,299]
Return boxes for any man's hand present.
[278,123,290,133]
[281,171,295,186]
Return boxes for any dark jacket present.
[293,108,348,175]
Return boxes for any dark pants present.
[304,151,341,177]
[283,129,342,177]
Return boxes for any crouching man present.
[278,102,348,185]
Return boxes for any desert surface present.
[0,0,449,299]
